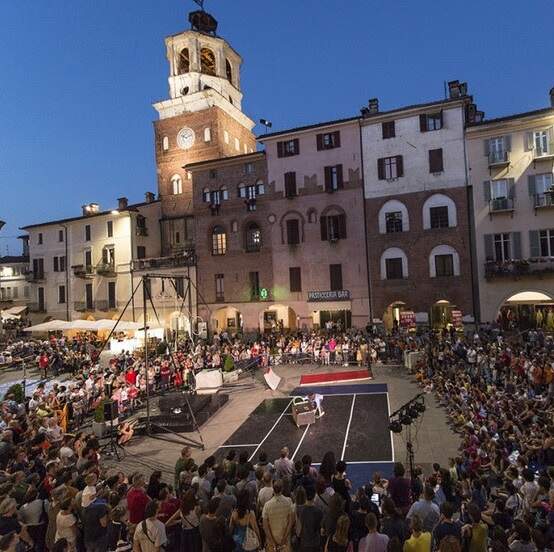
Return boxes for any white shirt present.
[134,518,167,552]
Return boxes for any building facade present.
[360,84,480,330]
[187,152,273,333]
[260,118,369,330]
[466,93,554,329]
[21,196,171,324]
[0,239,30,311]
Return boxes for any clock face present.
[177,127,195,150]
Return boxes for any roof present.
[20,199,160,231]
[467,106,554,128]
[184,151,265,170]
[0,255,28,264]
[257,96,471,140]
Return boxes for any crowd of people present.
[0,325,551,551]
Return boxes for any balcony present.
[488,150,510,168]
[534,191,554,209]
[533,144,554,161]
[488,197,514,215]
[132,251,196,271]
[74,301,95,312]
[485,258,554,280]
[27,271,45,282]
[96,262,116,276]
[72,264,94,278]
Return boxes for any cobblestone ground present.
[103,362,460,479]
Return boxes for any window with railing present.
[494,233,511,262]
[211,226,227,255]
[532,173,554,207]
[245,223,262,252]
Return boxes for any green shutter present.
[511,232,522,260]
[529,230,540,258]
[483,181,491,202]
[484,234,494,260]
[528,175,536,196]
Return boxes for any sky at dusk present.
[1,0,553,254]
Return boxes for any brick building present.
[260,118,369,330]
[186,152,273,332]
[360,83,481,330]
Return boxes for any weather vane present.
[193,0,205,11]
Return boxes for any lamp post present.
[0,220,5,337]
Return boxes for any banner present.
[400,311,416,328]
[451,310,463,327]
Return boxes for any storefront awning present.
[310,301,351,312]
[5,305,28,315]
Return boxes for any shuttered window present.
[320,214,347,241]
[316,131,341,150]
[420,112,443,132]
[429,148,444,173]
[382,121,395,139]
[289,267,302,292]
[277,138,300,157]
[284,172,297,198]
[378,156,403,179]
[329,264,343,291]
[286,219,300,245]
[324,164,344,192]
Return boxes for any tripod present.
[99,406,123,461]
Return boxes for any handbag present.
[243,524,260,551]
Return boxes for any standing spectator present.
[359,512,389,552]
[0,498,33,549]
[461,503,487,552]
[146,471,163,501]
[262,480,294,552]
[133,500,167,552]
[274,448,294,480]
[174,447,194,490]
[388,463,412,516]
[298,486,323,552]
[433,502,461,550]
[406,487,440,533]
[55,497,77,552]
[326,513,351,552]
[404,515,432,552]
[381,497,408,544]
[166,489,201,552]
[230,489,261,551]
[199,498,226,552]
[82,488,109,552]
[127,474,150,527]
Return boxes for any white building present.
[21,194,197,331]
[466,90,554,329]
[0,241,31,311]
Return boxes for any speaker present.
[103,400,118,422]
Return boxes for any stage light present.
[415,401,426,413]
[407,405,419,419]
[400,410,413,425]
[389,420,403,433]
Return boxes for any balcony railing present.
[489,197,514,213]
[96,262,116,276]
[74,301,95,312]
[534,192,554,208]
[95,300,118,311]
[488,150,510,167]
[72,264,94,278]
[485,258,554,280]
[27,271,45,282]
[132,250,196,271]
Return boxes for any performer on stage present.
[304,392,325,418]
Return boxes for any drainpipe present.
[358,118,374,323]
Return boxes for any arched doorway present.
[383,301,407,331]
[498,291,554,331]
[430,300,454,329]
[260,304,298,333]
[211,307,242,333]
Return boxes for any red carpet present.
[300,370,371,386]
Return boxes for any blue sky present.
[1,0,553,253]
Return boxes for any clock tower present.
[153,9,256,220]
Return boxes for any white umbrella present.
[24,320,71,332]
[67,320,99,331]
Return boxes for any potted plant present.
[222,354,239,383]
[92,399,107,438]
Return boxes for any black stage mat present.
[214,392,393,465]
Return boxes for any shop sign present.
[451,309,463,327]
[307,290,351,302]
[400,311,416,328]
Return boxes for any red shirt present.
[127,487,149,524]
[125,370,137,386]
[158,497,180,524]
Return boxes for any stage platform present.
[214,384,394,488]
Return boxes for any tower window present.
[178,48,190,74]
[204,127,211,142]
[162,136,169,151]
[171,174,183,195]
[200,48,216,76]
[226,59,233,83]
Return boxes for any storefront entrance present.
[498,291,554,331]
[261,305,297,333]
[315,309,352,331]
[211,306,243,333]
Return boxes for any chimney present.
[550,87,554,107]
[117,197,128,210]
[448,80,468,99]
[368,98,379,114]
[145,191,155,203]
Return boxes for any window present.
[209,169,218,179]
[536,228,554,257]
[60,256,66,271]
[171,174,183,195]
[320,214,346,241]
[385,212,403,233]
[429,148,444,173]
[58,229,64,242]
[136,246,146,259]
[212,226,227,255]
[378,156,403,180]
[494,233,511,262]
[238,182,265,202]
[53,256,59,272]
[24,286,30,298]
[490,179,508,200]
[244,162,254,174]
[215,274,224,302]
[107,220,113,238]
[53,256,66,272]
[429,206,449,229]
[284,172,297,198]
[329,264,343,291]
[277,139,300,158]
[245,223,262,252]
[38,233,43,245]
[178,48,190,74]
[316,131,341,150]
[289,267,302,292]
[85,225,91,241]
[382,121,395,139]
[487,136,509,164]
[249,271,260,300]
[324,165,343,192]
[102,246,115,267]
[12,288,18,300]
[58,285,66,304]
[224,131,229,144]
[204,128,211,142]
[286,219,300,245]
[535,173,553,194]
[534,129,550,156]
[234,137,240,151]
[203,188,228,205]
[435,254,454,277]
[225,59,233,82]
[85,283,93,310]
[385,258,404,279]
[85,250,92,269]
[420,112,443,132]
[162,136,169,151]
[108,282,116,309]
[32,258,44,279]
[200,47,216,76]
